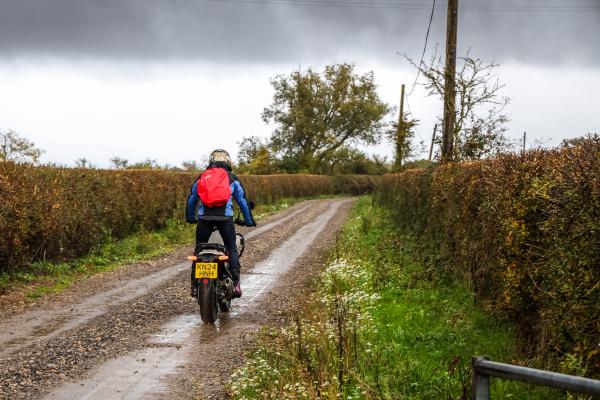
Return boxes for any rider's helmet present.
[209,149,232,168]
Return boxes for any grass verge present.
[0,198,303,299]
[227,197,560,399]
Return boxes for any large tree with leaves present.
[262,64,390,173]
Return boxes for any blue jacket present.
[186,165,254,224]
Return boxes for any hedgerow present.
[0,163,377,273]
[376,136,600,377]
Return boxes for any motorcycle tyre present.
[198,282,218,324]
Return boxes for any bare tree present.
[0,130,44,164]
[181,160,201,171]
[75,158,95,168]
[127,158,158,169]
[110,156,129,169]
[406,51,513,160]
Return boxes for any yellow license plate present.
[195,262,218,279]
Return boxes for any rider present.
[185,149,255,298]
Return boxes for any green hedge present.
[376,138,600,377]
[0,163,377,272]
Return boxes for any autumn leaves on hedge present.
[376,137,600,377]
[0,165,377,273]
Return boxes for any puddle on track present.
[0,202,313,358]
[0,264,190,358]
[45,200,348,400]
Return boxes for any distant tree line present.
[0,130,204,172]
[236,135,393,175]
[107,157,203,172]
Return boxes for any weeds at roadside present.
[228,196,558,399]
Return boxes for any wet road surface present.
[0,198,354,400]
[0,201,315,358]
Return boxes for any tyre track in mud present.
[0,199,352,400]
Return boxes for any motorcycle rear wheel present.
[198,283,218,324]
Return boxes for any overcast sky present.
[0,0,598,167]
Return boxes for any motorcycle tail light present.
[202,279,209,284]
[218,255,229,261]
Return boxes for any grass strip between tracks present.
[0,198,307,299]
[228,196,558,399]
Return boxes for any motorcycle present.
[187,207,253,324]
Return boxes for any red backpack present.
[197,168,232,208]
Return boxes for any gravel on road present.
[0,198,355,400]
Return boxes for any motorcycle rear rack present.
[197,243,228,254]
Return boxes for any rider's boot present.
[232,277,242,298]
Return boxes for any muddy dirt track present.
[0,198,355,400]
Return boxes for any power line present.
[407,0,435,96]
[203,0,600,12]
[404,0,435,161]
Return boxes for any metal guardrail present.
[472,356,600,399]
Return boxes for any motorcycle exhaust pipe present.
[223,278,234,298]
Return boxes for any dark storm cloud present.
[0,0,598,65]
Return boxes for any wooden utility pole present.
[429,124,438,161]
[522,131,527,154]
[442,0,458,163]
[395,84,406,169]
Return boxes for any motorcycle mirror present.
[248,201,255,210]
